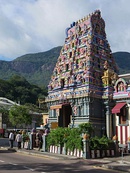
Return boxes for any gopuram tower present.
[45,10,118,137]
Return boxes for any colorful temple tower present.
[45,10,118,137]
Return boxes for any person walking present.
[9,131,14,148]
[15,131,22,149]
[35,130,43,151]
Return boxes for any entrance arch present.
[58,104,72,127]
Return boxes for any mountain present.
[112,52,130,74]
[0,46,62,87]
[0,47,129,87]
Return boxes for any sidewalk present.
[7,147,79,160]
[92,155,130,172]
[3,147,130,172]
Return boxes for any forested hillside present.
[113,52,130,74]
[0,75,47,105]
[0,46,62,87]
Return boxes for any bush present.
[65,128,83,152]
[78,122,94,137]
[46,123,111,153]
[89,136,113,150]
[47,127,66,148]
[46,127,83,152]
[22,134,30,142]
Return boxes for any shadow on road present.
[0,160,119,173]
[0,149,16,153]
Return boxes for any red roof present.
[112,102,126,114]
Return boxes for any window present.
[50,109,56,118]
[118,107,128,125]
[61,79,65,88]
[66,64,69,71]
[69,52,72,58]
[53,110,56,118]
[118,82,125,92]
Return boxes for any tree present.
[9,105,32,128]
[78,122,94,137]
[0,107,11,128]
[0,75,48,105]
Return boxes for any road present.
[0,149,122,173]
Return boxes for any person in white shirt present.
[15,131,22,149]
[9,131,14,148]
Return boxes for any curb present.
[15,148,79,160]
[17,149,60,159]
[101,164,130,172]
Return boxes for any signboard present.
[119,144,126,151]
[51,122,58,129]
[119,144,126,148]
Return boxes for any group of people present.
[9,128,50,151]
[9,130,23,149]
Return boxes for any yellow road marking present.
[15,151,54,160]
[93,166,123,172]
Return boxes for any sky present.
[0,0,130,61]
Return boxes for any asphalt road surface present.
[0,149,122,173]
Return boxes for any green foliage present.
[113,52,130,74]
[0,107,9,114]
[47,127,65,147]
[89,136,113,150]
[46,123,112,152]
[78,122,94,137]
[65,128,83,151]
[23,103,45,126]
[46,127,83,152]
[0,107,12,128]
[22,134,30,142]
[9,105,32,127]
[0,75,47,105]
[8,75,29,87]
[0,46,62,87]
[24,103,43,113]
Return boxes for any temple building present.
[112,73,130,145]
[45,10,118,138]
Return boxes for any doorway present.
[58,104,72,127]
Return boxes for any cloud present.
[0,0,130,60]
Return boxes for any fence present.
[49,145,83,158]
[28,133,118,159]
[48,145,115,158]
